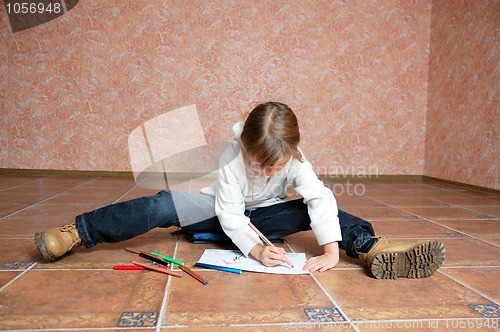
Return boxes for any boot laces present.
[58,223,82,249]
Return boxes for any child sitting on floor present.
[35,101,445,279]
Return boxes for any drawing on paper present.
[197,249,309,275]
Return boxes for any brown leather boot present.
[359,237,445,279]
[34,223,82,261]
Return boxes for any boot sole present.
[34,232,57,261]
[369,241,445,279]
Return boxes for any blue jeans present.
[75,190,376,258]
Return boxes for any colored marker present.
[113,265,159,270]
[151,251,208,285]
[113,265,170,271]
[125,248,175,267]
[125,248,207,285]
[114,265,146,270]
[195,262,243,274]
[179,264,208,285]
[150,251,184,266]
[132,261,184,278]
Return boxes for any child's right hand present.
[250,243,289,267]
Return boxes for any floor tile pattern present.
[0,174,498,331]
[117,311,159,327]
[468,304,500,318]
[303,307,347,322]
[0,261,35,270]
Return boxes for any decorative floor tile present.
[117,311,159,327]
[468,304,500,318]
[0,261,35,270]
[304,308,347,322]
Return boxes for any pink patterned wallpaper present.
[425,0,498,190]
[1,1,494,189]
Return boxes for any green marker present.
[150,251,184,266]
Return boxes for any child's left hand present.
[302,242,340,272]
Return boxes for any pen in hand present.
[248,222,294,268]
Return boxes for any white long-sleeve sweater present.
[210,122,342,256]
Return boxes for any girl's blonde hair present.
[241,102,303,168]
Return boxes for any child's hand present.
[303,242,340,272]
[250,243,289,267]
[303,252,339,272]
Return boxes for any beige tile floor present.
[0,174,498,331]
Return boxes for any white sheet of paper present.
[197,249,309,274]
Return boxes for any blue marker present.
[195,262,243,274]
